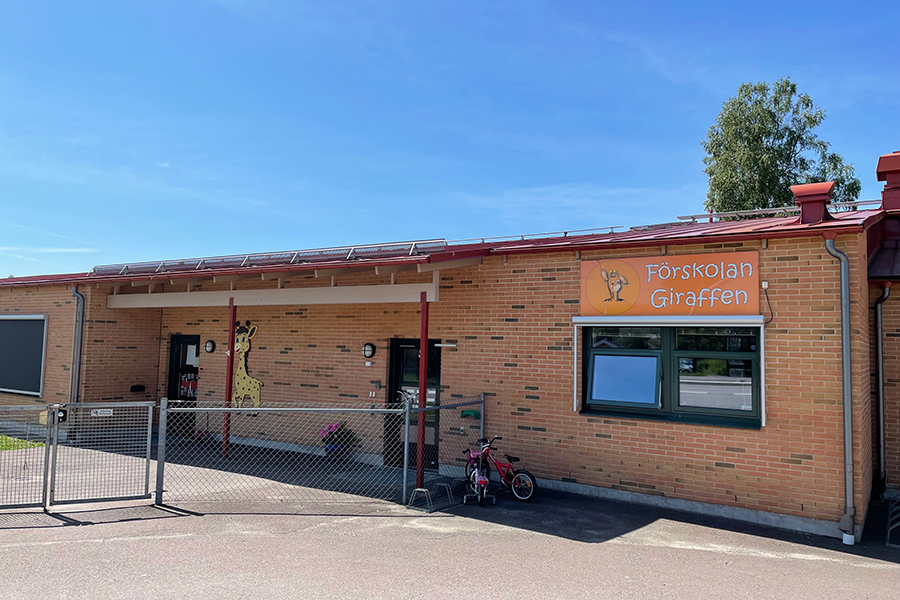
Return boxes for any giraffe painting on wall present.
[233,320,263,410]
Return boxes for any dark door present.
[167,334,200,437]
[386,339,441,469]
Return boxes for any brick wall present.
[0,284,75,406]
[875,281,900,488]
[79,287,162,403]
[849,233,873,520]
[14,231,873,528]
[430,235,869,526]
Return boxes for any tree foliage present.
[702,78,861,213]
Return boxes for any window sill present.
[579,407,761,430]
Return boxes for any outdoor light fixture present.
[204,340,216,353]
[361,343,376,358]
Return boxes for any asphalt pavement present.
[1,488,898,600]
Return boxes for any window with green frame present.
[583,326,761,428]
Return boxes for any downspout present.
[875,284,891,492]
[68,285,85,404]
[824,238,856,545]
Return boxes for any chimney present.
[877,151,900,211]
[791,181,835,224]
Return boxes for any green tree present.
[702,77,861,213]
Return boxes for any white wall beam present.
[416,257,482,273]
[375,264,418,275]
[314,267,372,278]
[107,282,438,309]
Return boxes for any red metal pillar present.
[222,298,236,458]
[416,291,429,488]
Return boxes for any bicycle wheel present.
[466,461,490,486]
[466,467,478,495]
[477,477,486,506]
[510,469,537,502]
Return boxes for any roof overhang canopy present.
[103,256,485,309]
[108,279,439,309]
[868,241,900,280]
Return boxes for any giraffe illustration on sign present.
[233,320,263,410]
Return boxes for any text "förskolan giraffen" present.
[645,260,754,309]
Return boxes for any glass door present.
[386,339,441,469]
[167,334,200,437]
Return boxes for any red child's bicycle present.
[463,436,537,506]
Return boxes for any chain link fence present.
[157,395,484,513]
[402,398,485,511]
[1,396,484,515]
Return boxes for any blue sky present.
[1,1,898,276]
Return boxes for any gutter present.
[68,285,85,404]
[875,284,891,491]
[824,237,856,545]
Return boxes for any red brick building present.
[3,150,900,543]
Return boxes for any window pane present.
[400,348,419,384]
[0,318,46,395]
[678,358,753,411]
[590,327,661,350]
[590,354,659,405]
[675,328,757,352]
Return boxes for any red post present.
[416,290,429,488]
[222,298,236,458]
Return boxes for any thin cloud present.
[157,163,170,168]
[598,31,714,91]
[0,152,272,214]
[0,247,99,253]
[454,182,706,233]
[0,220,111,251]
[0,251,65,268]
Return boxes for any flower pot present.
[324,443,344,463]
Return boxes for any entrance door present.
[388,339,441,470]
[167,334,200,436]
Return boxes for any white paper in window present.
[185,344,199,367]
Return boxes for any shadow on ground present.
[5,437,899,565]
[2,484,899,566]
[440,485,900,564]
[0,504,188,530]
[161,437,465,514]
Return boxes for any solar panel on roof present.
[90,239,447,277]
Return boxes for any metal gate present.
[48,402,154,506]
[0,401,154,510]
[0,405,50,509]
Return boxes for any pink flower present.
[318,428,328,438]
[328,422,340,433]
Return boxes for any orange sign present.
[580,252,759,316]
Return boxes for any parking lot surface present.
[1,489,898,599]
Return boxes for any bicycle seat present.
[504,454,520,463]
